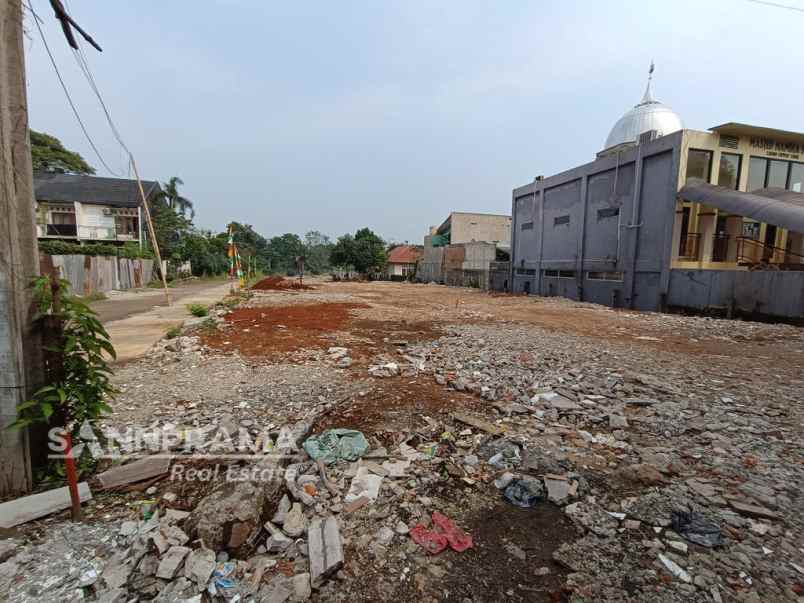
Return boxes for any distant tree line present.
[31,130,390,278]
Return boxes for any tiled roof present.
[387,245,422,264]
[34,172,161,207]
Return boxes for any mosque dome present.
[604,64,682,150]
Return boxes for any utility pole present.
[0,0,42,496]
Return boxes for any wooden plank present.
[97,455,172,490]
[452,412,505,435]
[0,482,92,528]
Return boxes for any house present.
[510,67,804,319]
[385,245,421,279]
[418,212,511,287]
[33,172,162,246]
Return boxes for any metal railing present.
[678,233,701,260]
[38,222,139,242]
[736,236,804,270]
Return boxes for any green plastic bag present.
[303,428,369,465]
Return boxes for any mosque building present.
[509,65,804,319]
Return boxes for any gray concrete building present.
[510,69,804,319]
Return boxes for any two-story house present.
[33,172,162,246]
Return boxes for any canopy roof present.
[679,179,804,233]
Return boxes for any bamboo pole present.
[130,156,171,305]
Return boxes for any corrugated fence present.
[41,254,155,296]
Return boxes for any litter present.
[303,429,369,465]
[410,511,472,554]
[671,511,723,548]
[503,477,544,508]
[658,553,692,583]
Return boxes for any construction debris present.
[0,482,92,528]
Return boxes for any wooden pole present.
[130,156,171,305]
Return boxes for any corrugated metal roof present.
[34,172,161,207]
[679,179,804,233]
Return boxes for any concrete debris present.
[156,546,191,579]
[308,516,343,588]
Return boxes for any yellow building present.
[673,123,804,270]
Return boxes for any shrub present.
[165,325,181,339]
[39,240,153,259]
[187,303,208,317]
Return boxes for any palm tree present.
[162,176,194,219]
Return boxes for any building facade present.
[385,245,421,278]
[33,173,162,247]
[418,212,511,286]
[510,70,804,318]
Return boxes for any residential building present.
[419,212,511,287]
[510,68,804,319]
[33,172,162,246]
[385,245,421,279]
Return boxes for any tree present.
[30,130,95,174]
[268,233,305,274]
[331,227,386,273]
[161,176,194,219]
[304,230,333,274]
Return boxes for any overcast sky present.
[24,0,804,243]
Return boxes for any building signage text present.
[750,136,802,160]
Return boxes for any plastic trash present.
[410,511,473,554]
[207,562,238,598]
[302,429,369,465]
[503,477,544,508]
[410,525,448,555]
[671,511,724,547]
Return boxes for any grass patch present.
[187,303,209,317]
[76,291,108,303]
[165,325,182,339]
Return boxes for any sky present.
[23,0,804,244]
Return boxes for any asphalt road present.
[92,279,230,324]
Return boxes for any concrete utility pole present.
[0,0,42,496]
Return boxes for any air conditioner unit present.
[102,208,113,216]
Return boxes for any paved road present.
[92,279,230,324]
[92,280,233,363]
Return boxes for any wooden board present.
[0,482,92,528]
[97,455,172,489]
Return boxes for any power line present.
[746,0,804,13]
[25,1,122,176]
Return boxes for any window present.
[718,153,741,190]
[521,221,534,231]
[515,268,536,276]
[790,163,804,193]
[686,149,713,182]
[748,157,767,191]
[597,207,619,220]
[587,271,624,282]
[544,269,575,278]
[768,160,788,188]
[554,215,570,226]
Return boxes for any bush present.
[39,240,153,259]
[165,325,181,339]
[187,303,208,317]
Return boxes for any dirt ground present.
[7,278,802,603]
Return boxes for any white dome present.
[604,69,682,150]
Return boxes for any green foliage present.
[10,277,116,430]
[331,227,387,273]
[76,292,108,303]
[159,176,195,219]
[165,325,181,339]
[175,231,228,276]
[38,240,152,259]
[268,233,305,274]
[304,230,333,274]
[187,303,209,317]
[30,129,95,174]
